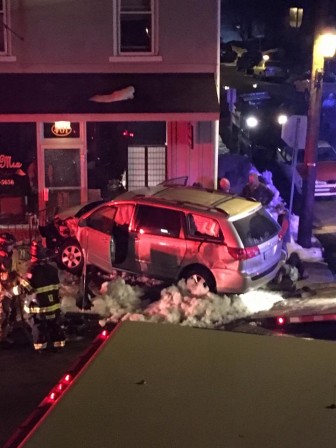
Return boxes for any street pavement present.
[0,322,102,447]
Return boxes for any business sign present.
[281,115,307,149]
[43,122,80,139]
[0,154,22,169]
[0,155,27,194]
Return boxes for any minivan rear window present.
[231,208,280,247]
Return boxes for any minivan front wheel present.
[180,266,217,293]
[57,238,83,275]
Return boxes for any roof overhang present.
[0,73,219,122]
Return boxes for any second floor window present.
[118,0,154,54]
[0,0,9,54]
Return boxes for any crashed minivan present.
[75,186,287,294]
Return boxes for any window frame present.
[0,0,10,56]
[112,0,159,59]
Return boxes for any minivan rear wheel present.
[180,266,217,293]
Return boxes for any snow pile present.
[87,277,284,329]
[91,277,143,325]
[239,289,284,314]
[126,281,251,328]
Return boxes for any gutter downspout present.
[213,0,221,189]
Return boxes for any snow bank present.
[86,277,284,330]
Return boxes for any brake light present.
[228,246,260,260]
[277,317,285,325]
[278,219,289,240]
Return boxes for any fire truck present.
[4,318,336,448]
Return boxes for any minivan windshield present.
[231,208,280,247]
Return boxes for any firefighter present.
[0,233,17,345]
[20,241,65,353]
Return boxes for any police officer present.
[20,241,65,353]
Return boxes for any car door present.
[78,205,117,273]
[132,204,187,280]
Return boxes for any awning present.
[0,73,219,122]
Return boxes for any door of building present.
[37,122,87,216]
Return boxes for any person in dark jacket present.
[242,172,274,206]
[19,241,65,352]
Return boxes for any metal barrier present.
[0,212,41,244]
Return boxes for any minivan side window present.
[86,206,117,235]
[135,205,182,238]
[232,208,280,247]
[186,213,223,241]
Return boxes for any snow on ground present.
[286,213,323,262]
[59,272,284,330]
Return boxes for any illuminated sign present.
[0,155,22,169]
[51,122,72,137]
[44,122,79,139]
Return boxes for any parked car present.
[236,50,262,73]
[276,140,336,197]
[39,200,105,274]
[74,186,286,294]
[252,60,289,81]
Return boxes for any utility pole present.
[297,0,329,248]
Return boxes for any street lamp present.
[246,116,259,128]
[277,114,288,125]
[297,29,336,248]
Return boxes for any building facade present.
[0,0,219,219]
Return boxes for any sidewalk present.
[286,234,336,291]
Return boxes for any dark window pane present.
[86,206,116,234]
[135,205,181,238]
[0,15,4,52]
[232,209,279,247]
[44,149,80,187]
[121,0,151,12]
[120,14,151,52]
[187,213,223,240]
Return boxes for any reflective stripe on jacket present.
[24,302,61,314]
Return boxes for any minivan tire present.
[57,238,83,275]
[180,265,217,293]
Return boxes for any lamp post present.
[297,31,336,248]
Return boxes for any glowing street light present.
[317,32,336,58]
[246,116,258,128]
[277,114,288,125]
[262,54,270,62]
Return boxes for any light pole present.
[297,31,336,248]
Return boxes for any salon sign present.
[0,155,22,169]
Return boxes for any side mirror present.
[78,218,87,228]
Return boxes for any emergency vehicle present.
[4,319,336,448]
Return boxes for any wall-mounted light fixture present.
[289,7,303,28]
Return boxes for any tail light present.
[278,219,289,241]
[228,246,260,260]
[277,317,285,325]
